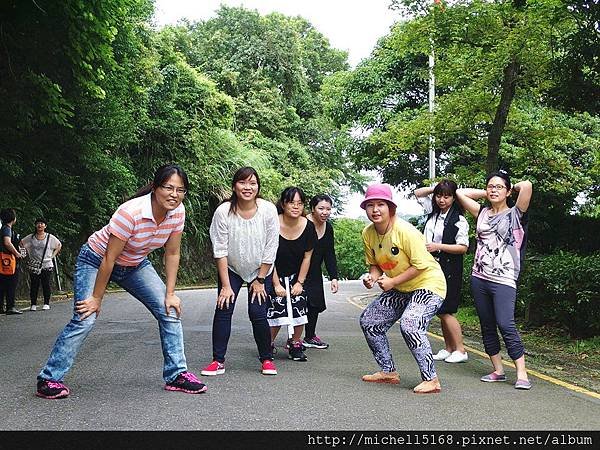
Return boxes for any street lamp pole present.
[428,44,435,181]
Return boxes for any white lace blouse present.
[209,198,279,282]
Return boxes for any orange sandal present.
[413,379,441,394]
[362,371,400,384]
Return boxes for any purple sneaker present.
[480,372,507,382]
[36,379,70,399]
[303,335,329,349]
[165,371,207,394]
[515,379,532,390]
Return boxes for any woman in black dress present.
[267,187,317,362]
[304,194,339,349]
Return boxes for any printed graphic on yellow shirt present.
[378,246,400,271]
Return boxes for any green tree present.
[333,218,368,280]
[324,0,600,230]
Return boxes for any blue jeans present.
[38,244,188,383]
[211,269,273,363]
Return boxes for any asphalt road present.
[1,281,599,431]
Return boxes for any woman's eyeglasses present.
[160,185,187,195]
[486,184,507,191]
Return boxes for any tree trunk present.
[486,57,519,173]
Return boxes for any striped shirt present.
[87,193,185,266]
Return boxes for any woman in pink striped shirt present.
[36,164,206,399]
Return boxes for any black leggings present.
[30,270,52,305]
[304,306,320,339]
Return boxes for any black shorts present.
[437,269,462,315]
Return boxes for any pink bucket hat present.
[360,183,397,209]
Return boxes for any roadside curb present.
[10,285,218,312]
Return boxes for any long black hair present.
[276,186,306,215]
[227,166,261,214]
[428,179,463,221]
[130,164,189,200]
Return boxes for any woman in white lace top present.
[201,167,280,377]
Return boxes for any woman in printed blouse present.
[456,172,533,390]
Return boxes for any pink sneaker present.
[36,379,70,399]
[261,360,278,375]
[164,371,207,394]
[200,360,225,376]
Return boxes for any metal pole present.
[284,276,294,339]
[53,256,62,292]
[428,42,436,181]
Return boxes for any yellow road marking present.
[348,295,600,400]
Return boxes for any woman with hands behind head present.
[359,184,447,394]
[455,172,533,390]
[201,167,279,377]
[36,164,206,399]
[414,180,469,364]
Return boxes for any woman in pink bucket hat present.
[358,183,447,394]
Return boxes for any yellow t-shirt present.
[362,219,447,298]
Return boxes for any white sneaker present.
[42,304,50,310]
[432,349,451,361]
[30,305,37,311]
[445,351,468,363]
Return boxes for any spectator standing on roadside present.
[21,218,62,311]
[0,208,24,315]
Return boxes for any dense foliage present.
[332,218,367,280]
[0,1,360,286]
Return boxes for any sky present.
[153,0,397,67]
[153,0,422,218]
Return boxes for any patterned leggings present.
[360,289,443,381]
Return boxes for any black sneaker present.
[6,307,23,315]
[285,338,305,351]
[164,371,207,394]
[288,341,308,361]
[36,379,70,399]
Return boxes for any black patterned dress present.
[267,220,317,327]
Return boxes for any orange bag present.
[0,252,16,275]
